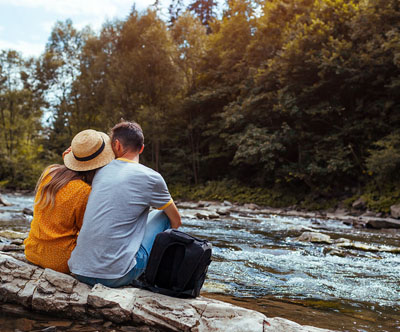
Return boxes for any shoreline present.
[1,191,400,230]
[175,200,400,230]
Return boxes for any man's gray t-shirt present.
[68,158,172,279]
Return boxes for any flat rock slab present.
[0,252,335,332]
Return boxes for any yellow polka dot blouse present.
[24,176,91,274]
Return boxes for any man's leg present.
[140,210,171,256]
[125,210,171,282]
[74,269,138,288]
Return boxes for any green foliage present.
[1,0,400,211]
[169,179,299,207]
[366,131,400,181]
[0,50,46,189]
[361,181,400,213]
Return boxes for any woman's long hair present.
[35,164,96,209]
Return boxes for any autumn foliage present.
[0,0,399,208]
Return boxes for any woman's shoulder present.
[65,179,91,195]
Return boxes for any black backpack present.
[133,229,212,298]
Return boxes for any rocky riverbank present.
[1,192,399,331]
[2,192,400,230]
[0,232,334,332]
[175,199,400,230]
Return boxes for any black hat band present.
[73,139,105,162]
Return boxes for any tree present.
[0,50,44,188]
[73,10,183,172]
[169,12,207,183]
[168,0,185,26]
[39,19,90,155]
[183,0,255,182]
[188,0,218,33]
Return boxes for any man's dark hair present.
[111,121,144,152]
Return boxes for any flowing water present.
[1,193,400,332]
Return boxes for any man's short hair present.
[111,121,144,152]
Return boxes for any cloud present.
[74,18,106,32]
[0,0,158,58]
[0,39,45,57]
[41,21,54,34]
[0,0,150,18]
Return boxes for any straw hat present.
[64,129,115,171]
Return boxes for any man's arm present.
[163,201,182,229]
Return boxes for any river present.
[1,193,399,332]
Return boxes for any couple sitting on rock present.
[24,121,182,287]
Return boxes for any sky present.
[0,0,157,58]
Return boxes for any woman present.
[24,129,115,273]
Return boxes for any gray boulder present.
[296,232,333,244]
[22,208,34,216]
[0,195,12,206]
[243,203,260,210]
[352,197,366,210]
[390,204,400,219]
[365,217,400,229]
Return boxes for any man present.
[68,121,181,287]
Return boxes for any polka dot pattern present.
[24,176,91,274]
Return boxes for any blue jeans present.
[74,210,170,288]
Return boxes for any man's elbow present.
[164,201,182,229]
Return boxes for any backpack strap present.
[145,239,179,285]
[172,243,204,291]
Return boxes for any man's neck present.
[118,151,139,163]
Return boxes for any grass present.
[170,179,400,213]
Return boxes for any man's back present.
[68,158,172,278]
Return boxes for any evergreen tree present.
[188,0,218,33]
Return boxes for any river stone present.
[365,217,400,229]
[263,317,334,332]
[195,212,209,219]
[335,240,400,253]
[0,195,12,206]
[0,230,28,240]
[0,253,335,332]
[198,201,212,207]
[352,197,366,210]
[390,204,400,219]
[216,208,230,216]
[22,208,34,216]
[323,247,347,257]
[243,203,260,210]
[296,232,333,244]
[176,202,199,209]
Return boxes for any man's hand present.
[163,201,182,229]
[62,146,72,159]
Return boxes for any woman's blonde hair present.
[35,164,95,209]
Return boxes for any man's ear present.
[139,144,144,154]
[112,139,122,154]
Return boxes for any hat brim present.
[64,132,115,171]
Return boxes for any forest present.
[0,0,399,212]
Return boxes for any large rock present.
[0,194,12,206]
[296,232,333,244]
[0,252,334,332]
[352,197,366,210]
[365,217,400,229]
[390,204,400,219]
